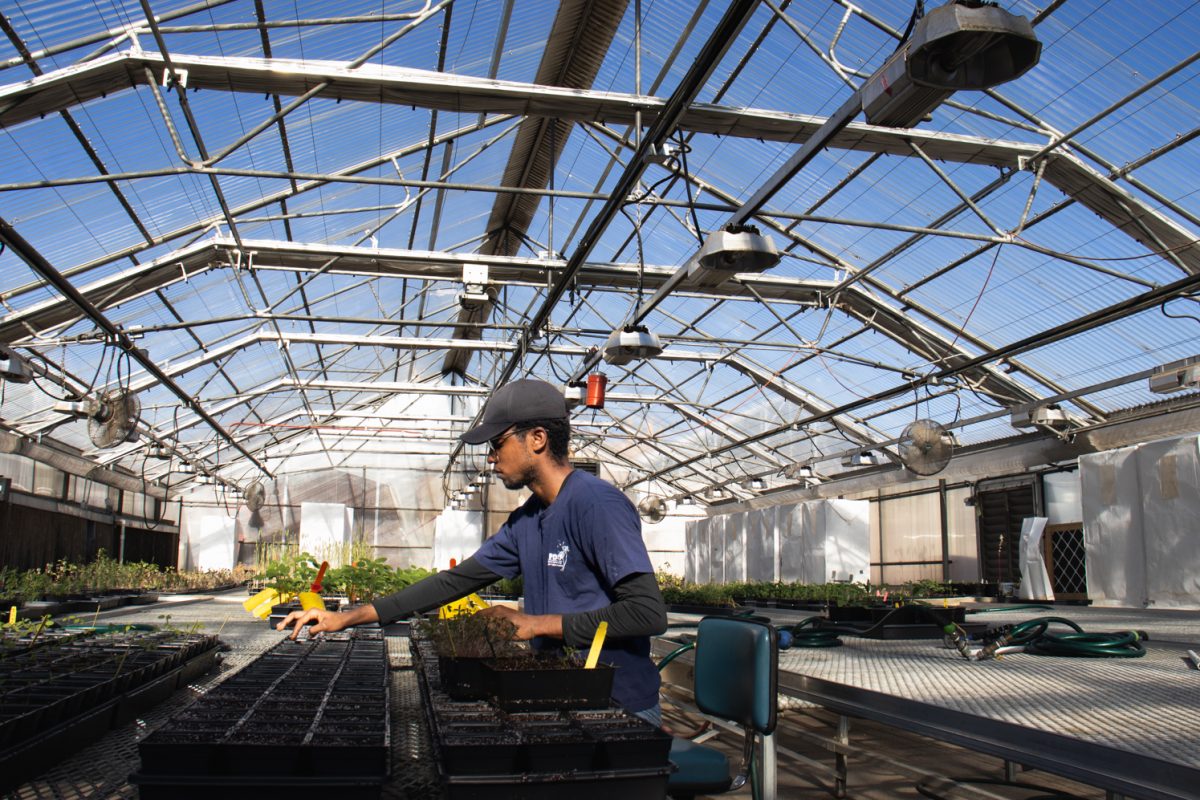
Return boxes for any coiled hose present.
[1001,616,1146,658]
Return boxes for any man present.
[277,379,668,724]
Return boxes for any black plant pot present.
[483,660,614,711]
[438,730,521,775]
[520,728,596,772]
[581,722,672,769]
[437,656,491,700]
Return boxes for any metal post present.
[835,714,851,798]
[761,731,777,799]
[939,479,951,582]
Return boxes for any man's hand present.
[477,605,562,640]
[276,608,349,639]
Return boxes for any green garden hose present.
[966,604,1054,614]
[784,616,844,648]
[985,616,1145,659]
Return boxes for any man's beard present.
[500,465,534,491]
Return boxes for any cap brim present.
[460,420,511,445]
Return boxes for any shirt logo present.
[547,541,570,571]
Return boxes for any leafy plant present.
[419,613,522,659]
[485,576,524,598]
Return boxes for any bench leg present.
[835,715,851,798]
[761,732,777,800]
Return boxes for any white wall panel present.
[689,517,710,584]
[945,487,978,582]
[744,507,776,582]
[878,493,940,583]
[432,508,484,571]
[644,515,687,577]
[1043,470,1083,525]
[299,502,351,565]
[821,500,870,583]
[778,503,805,582]
[180,508,236,571]
[1081,446,1146,607]
[1135,436,1200,608]
[724,514,746,583]
[709,515,726,584]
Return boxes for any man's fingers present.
[277,609,324,639]
[275,611,302,631]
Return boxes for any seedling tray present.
[129,772,386,800]
[136,629,389,793]
[483,659,614,711]
[412,633,671,795]
[0,636,221,794]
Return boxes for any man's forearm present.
[560,572,667,647]
[340,602,380,628]
[371,556,500,624]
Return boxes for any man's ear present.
[526,426,549,454]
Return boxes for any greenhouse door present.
[976,482,1037,585]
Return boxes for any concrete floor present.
[660,693,1107,799]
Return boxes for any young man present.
[277,379,668,724]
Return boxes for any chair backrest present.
[693,615,778,735]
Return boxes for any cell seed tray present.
[133,629,389,797]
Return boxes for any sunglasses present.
[487,425,540,454]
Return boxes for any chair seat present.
[667,736,732,797]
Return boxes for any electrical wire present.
[673,134,706,246]
[1160,295,1200,328]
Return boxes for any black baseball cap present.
[460,379,569,445]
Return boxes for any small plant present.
[420,613,521,659]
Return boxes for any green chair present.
[666,615,778,799]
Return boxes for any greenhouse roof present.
[1,0,1198,504]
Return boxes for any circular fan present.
[637,496,667,524]
[243,480,267,512]
[898,419,954,476]
[87,388,141,449]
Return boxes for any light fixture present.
[1149,356,1200,394]
[689,224,780,286]
[861,1,1040,128]
[176,462,196,474]
[147,444,172,460]
[1011,404,1071,430]
[841,450,878,468]
[458,264,492,310]
[679,496,696,506]
[198,474,215,485]
[477,470,493,485]
[464,483,478,495]
[746,478,767,491]
[785,464,814,480]
[0,345,31,384]
[603,325,663,366]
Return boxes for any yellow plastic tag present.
[7,606,15,625]
[584,621,608,669]
[438,593,489,619]
[243,587,278,614]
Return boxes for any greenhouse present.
[0,0,1198,797]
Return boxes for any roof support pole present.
[0,216,273,477]
[444,0,765,476]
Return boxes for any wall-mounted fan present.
[53,388,141,449]
[637,496,667,524]
[897,419,955,476]
[243,480,267,512]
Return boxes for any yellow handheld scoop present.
[243,587,281,618]
[298,561,330,612]
[584,621,608,669]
